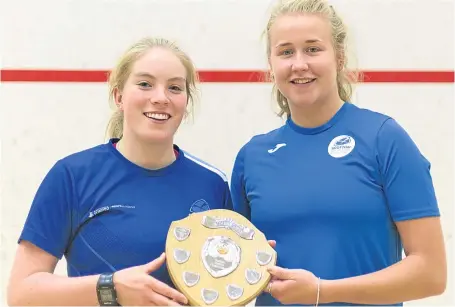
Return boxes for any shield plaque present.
[165,209,277,306]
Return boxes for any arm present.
[8,241,100,306]
[8,242,187,306]
[320,118,446,304]
[230,145,251,220]
[320,217,446,305]
[267,119,447,306]
[7,160,188,306]
[7,160,100,306]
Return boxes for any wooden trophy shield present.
[165,209,276,306]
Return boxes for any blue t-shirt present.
[19,139,232,286]
[230,102,440,306]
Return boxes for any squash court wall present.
[0,0,454,305]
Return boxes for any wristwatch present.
[96,272,120,306]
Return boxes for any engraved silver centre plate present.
[173,248,190,264]
[202,236,241,278]
[245,268,262,285]
[256,251,272,265]
[226,284,244,300]
[201,288,219,305]
[182,271,200,287]
[173,226,190,241]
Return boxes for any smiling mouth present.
[290,78,316,84]
[144,112,171,121]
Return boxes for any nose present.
[291,52,309,72]
[149,85,170,105]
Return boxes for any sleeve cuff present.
[18,227,65,259]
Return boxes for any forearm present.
[8,272,100,306]
[319,255,446,305]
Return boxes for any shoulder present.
[347,104,414,144]
[53,141,114,179]
[249,126,285,146]
[29,142,113,211]
[344,103,392,132]
[59,142,111,166]
[343,103,413,147]
[180,149,228,183]
[345,103,424,162]
[236,125,286,158]
[375,117,424,160]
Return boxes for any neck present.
[116,132,176,170]
[289,94,345,128]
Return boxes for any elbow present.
[432,260,447,296]
[7,297,20,307]
[423,266,447,297]
[429,275,447,296]
[7,281,27,306]
[7,288,22,306]
[7,291,30,307]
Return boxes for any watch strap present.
[97,272,120,306]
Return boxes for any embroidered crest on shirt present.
[189,199,211,213]
[328,135,356,158]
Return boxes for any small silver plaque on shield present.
[202,236,241,278]
[256,251,272,265]
[201,288,219,305]
[173,248,190,264]
[201,216,218,228]
[173,226,190,241]
[239,226,255,240]
[182,271,200,287]
[226,284,243,300]
[245,268,262,285]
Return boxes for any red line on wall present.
[0,69,453,83]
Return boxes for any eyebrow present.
[134,72,186,82]
[275,39,322,48]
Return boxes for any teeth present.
[293,79,314,84]
[145,112,170,120]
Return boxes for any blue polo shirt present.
[18,139,232,285]
[230,102,440,306]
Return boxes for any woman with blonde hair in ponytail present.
[230,0,446,306]
[8,37,232,306]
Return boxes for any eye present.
[137,81,151,88]
[169,85,184,93]
[279,49,294,56]
[306,47,321,53]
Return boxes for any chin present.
[289,95,319,108]
[140,131,173,144]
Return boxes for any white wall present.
[1,0,453,305]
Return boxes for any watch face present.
[100,289,114,301]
